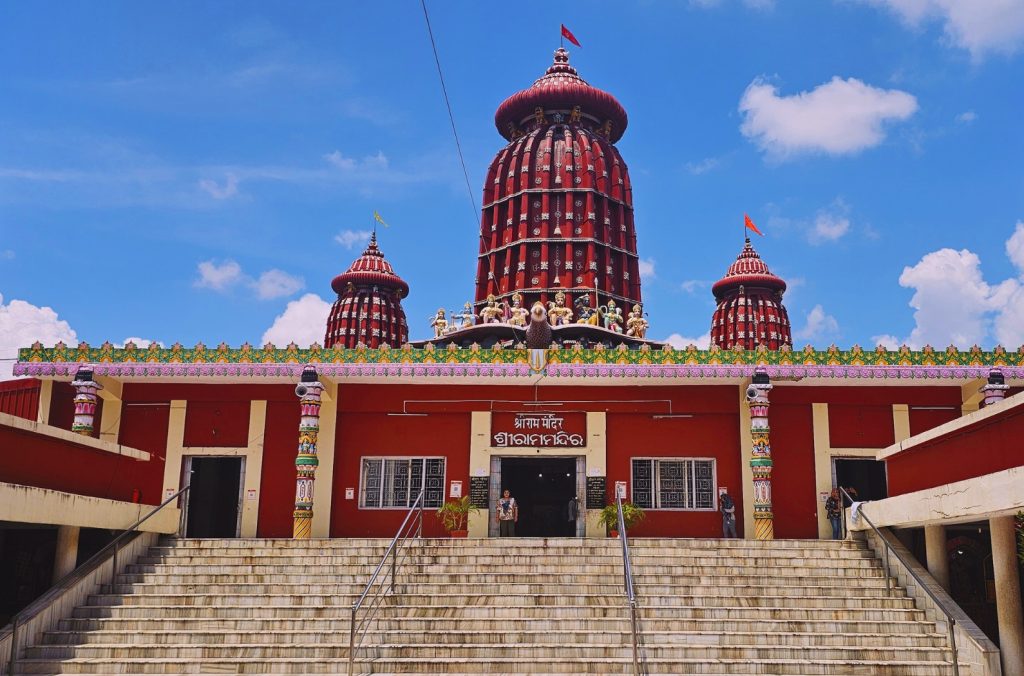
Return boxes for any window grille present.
[631,458,715,510]
[360,457,445,508]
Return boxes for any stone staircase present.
[12,537,960,674]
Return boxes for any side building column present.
[70,366,102,436]
[53,525,80,583]
[924,525,950,590]
[991,515,1024,676]
[747,366,774,540]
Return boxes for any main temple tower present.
[475,48,642,314]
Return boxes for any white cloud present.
[859,0,1024,59]
[664,332,712,349]
[194,260,303,300]
[324,150,390,172]
[956,110,978,124]
[261,293,332,346]
[335,229,373,249]
[795,304,841,341]
[0,293,78,379]
[252,269,305,300]
[198,172,240,199]
[685,157,723,175]
[116,337,164,348]
[878,222,1024,348]
[681,280,709,294]
[739,76,918,159]
[194,259,243,291]
[638,258,656,282]
[871,333,902,349]
[810,199,852,244]
[0,250,13,260]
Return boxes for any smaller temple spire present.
[324,233,409,349]
[710,239,792,350]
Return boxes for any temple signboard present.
[491,412,586,448]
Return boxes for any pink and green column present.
[293,366,323,539]
[747,367,774,540]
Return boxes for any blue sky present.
[2,0,1023,371]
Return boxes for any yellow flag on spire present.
[373,211,389,228]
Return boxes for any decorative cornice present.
[13,340,1024,381]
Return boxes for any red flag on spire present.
[561,24,581,48]
[744,213,764,236]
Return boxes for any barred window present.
[360,457,445,509]
[631,458,715,510]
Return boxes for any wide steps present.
[13,536,950,675]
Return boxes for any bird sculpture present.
[525,301,553,349]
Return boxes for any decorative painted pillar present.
[981,368,1009,407]
[71,366,102,436]
[746,366,774,540]
[293,366,323,539]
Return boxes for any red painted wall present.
[606,386,740,538]
[258,401,300,537]
[0,379,40,421]
[116,404,170,505]
[0,422,156,502]
[887,407,1024,495]
[767,392,819,539]
[183,401,251,447]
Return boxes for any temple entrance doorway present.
[183,456,243,538]
[833,457,888,502]
[498,457,578,537]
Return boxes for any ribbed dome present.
[711,239,787,296]
[330,233,409,298]
[476,48,641,315]
[494,48,628,143]
[710,238,792,351]
[325,233,409,349]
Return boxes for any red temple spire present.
[324,232,409,349]
[475,47,641,315]
[710,239,792,351]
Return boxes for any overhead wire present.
[419,0,480,233]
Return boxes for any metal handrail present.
[840,487,959,676]
[348,490,424,675]
[615,496,642,676]
[3,485,190,675]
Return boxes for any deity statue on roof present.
[626,304,648,339]
[603,299,624,333]
[547,291,573,326]
[507,292,528,327]
[575,295,600,326]
[430,309,448,338]
[453,302,477,329]
[479,294,504,324]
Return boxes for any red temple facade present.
[476,48,641,315]
[710,238,793,350]
[324,233,409,349]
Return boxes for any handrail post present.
[8,617,18,676]
[348,604,356,676]
[948,616,959,676]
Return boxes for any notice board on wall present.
[586,477,606,510]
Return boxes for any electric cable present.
[419,0,480,232]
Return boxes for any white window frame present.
[359,456,447,510]
[630,457,717,511]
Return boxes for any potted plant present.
[436,496,479,538]
[598,502,645,537]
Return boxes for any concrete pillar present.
[52,525,80,583]
[924,525,950,590]
[991,515,1024,676]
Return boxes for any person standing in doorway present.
[719,492,737,538]
[497,489,518,537]
[825,488,842,539]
